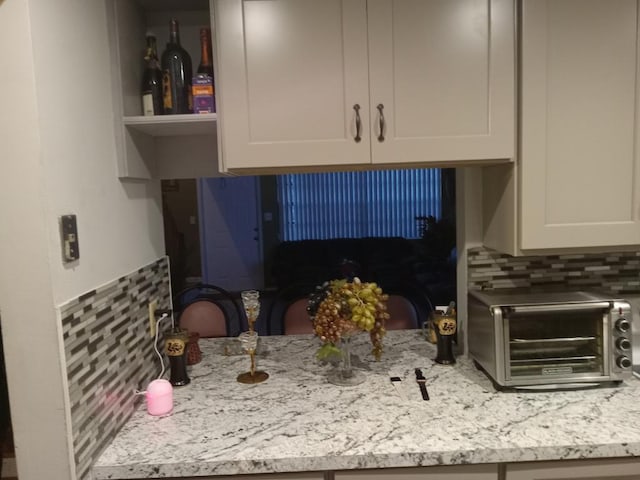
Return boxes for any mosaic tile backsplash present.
[468,247,640,294]
[59,257,171,480]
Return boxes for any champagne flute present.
[236,330,269,384]
[237,290,268,383]
[241,290,260,332]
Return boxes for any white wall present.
[0,1,74,478]
[0,0,165,478]
[27,0,165,306]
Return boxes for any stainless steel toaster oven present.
[468,290,633,389]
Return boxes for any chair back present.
[179,300,228,338]
[174,283,242,337]
[380,282,434,330]
[266,284,316,335]
[283,298,314,335]
[385,294,419,330]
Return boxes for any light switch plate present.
[60,214,79,263]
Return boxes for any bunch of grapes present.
[306,282,330,318]
[308,277,389,360]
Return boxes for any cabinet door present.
[367,0,515,165]
[214,0,370,172]
[520,0,640,250]
[174,474,327,480]
[506,458,640,480]
[335,464,498,479]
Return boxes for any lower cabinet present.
[334,464,499,480]
[174,474,327,480]
[505,458,640,480]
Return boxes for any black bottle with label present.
[197,27,214,78]
[141,34,163,116]
[161,19,193,114]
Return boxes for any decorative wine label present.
[165,338,185,356]
[192,74,215,113]
[142,93,154,116]
[437,317,457,336]
[162,70,172,110]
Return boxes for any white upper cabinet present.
[368,0,515,165]
[214,0,371,171]
[484,0,640,254]
[519,0,640,250]
[214,0,515,173]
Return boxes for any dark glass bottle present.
[141,34,164,116]
[161,19,193,114]
[197,27,214,78]
[434,314,457,365]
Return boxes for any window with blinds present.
[277,169,442,241]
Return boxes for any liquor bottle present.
[161,19,193,114]
[192,27,216,114]
[141,34,163,116]
[197,27,214,78]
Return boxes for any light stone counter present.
[93,330,640,479]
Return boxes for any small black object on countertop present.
[414,368,429,401]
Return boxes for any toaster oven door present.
[504,302,610,383]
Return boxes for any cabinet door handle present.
[353,104,362,143]
[377,104,385,142]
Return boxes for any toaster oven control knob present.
[616,337,631,351]
[615,318,631,333]
[616,356,632,369]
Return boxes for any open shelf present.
[107,0,219,178]
[123,113,216,136]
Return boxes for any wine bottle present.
[193,27,216,114]
[141,34,163,116]
[197,27,214,78]
[161,19,193,114]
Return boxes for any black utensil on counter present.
[414,368,429,401]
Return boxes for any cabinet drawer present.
[505,457,640,479]
[334,464,499,480]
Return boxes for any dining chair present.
[281,291,419,333]
[283,298,314,335]
[266,284,316,335]
[174,283,243,337]
[381,282,435,331]
[384,294,420,330]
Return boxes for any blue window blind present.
[277,169,441,240]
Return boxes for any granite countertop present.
[93,330,640,479]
